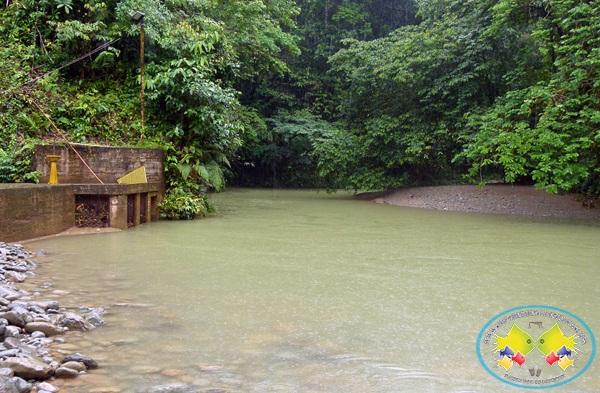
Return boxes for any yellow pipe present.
[46,155,61,185]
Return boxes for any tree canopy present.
[2,0,600,214]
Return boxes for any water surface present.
[28,189,600,392]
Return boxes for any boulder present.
[24,323,63,337]
[57,313,92,331]
[60,361,86,372]
[0,357,52,380]
[61,353,97,369]
[54,367,78,378]
[1,309,31,328]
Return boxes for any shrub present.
[159,187,209,220]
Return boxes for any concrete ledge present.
[0,184,75,242]
[72,183,161,195]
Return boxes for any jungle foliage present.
[1,0,600,208]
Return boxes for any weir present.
[0,144,165,242]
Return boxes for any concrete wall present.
[33,144,165,186]
[0,185,75,242]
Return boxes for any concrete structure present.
[0,144,166,242]
[73,183,161,230]
[0,184,75,242]
[33,144,164,187]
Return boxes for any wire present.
[0,37,121,97]
[26,37,121,86]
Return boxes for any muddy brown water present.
[27,189,600,392]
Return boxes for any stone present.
[24,323,62,337]
[10,377,31,393]
[61,361,86,372]
[30,301,59,311]
[0,377,18,393]
[4,326,19,338]
[0,368,14,377]
[0,286,21,301]
[57,313,92,331]
[37,382,58,392]
[61,353,98,369]
[3,338,21,350]
[83,308,105,328]
[4,272,27,284]
[1,308,31,328]
[0,349,20,358]
[0,357,52,380]
[30,331,45,339]
[54,367,79,378]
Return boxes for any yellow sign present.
[117,166,148,184]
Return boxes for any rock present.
[61,353,98,369]
[57,313,92,331]
[60,361,86,372]
[83,308,105,328]
[0,349,20,358]
[0,377,20,393]
[4,272,27,284]
[24,323,62,337]
[0,286,21,301]
[30,331,45,339]
[1,308,31,328]
[3,338,21,350]
[0,368,14,377]
[9,377,31,393]
[29,301,59,311]
[4,326,19,338]
[0,357,52,380]
[36,382,58,392]
[54,367,79,378]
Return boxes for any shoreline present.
[362,185,600,220]
[0,242,103,392]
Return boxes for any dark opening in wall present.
[140,193,148,223]
[75,195,109,227]
[127,195,135,227]
[150,196,158,221]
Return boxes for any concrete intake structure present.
[0,144,165,242]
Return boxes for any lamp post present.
[131,11,145,139]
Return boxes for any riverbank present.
[0,242,103,392]
[365,185,600,220]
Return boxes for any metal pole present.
[140,18,145,140]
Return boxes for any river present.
[27,189,600,392]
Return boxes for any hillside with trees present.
[1,0,599,216]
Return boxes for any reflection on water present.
[28,189,600,392]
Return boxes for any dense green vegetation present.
[1,0,599,216]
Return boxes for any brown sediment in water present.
[363,185,600,220]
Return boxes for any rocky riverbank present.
[0,242,103,393]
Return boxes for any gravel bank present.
[0,242,103,393]
[367,185,600,220]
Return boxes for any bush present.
[0,142,41,184]
[160,188,210,220]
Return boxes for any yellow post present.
[46,155,61,185]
